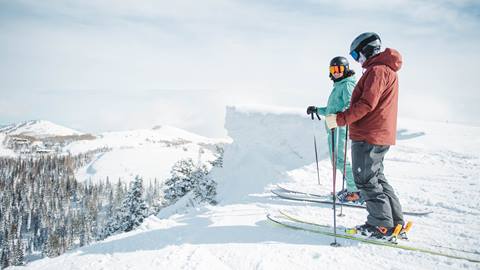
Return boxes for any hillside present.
[0,120,83,138]
[0,121,228,184]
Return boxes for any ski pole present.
[311,112,321,185]
[338,125,349,217]
[330,128,340,247]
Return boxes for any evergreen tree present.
[163,159,217,205]
[0,152,168,264]
[119,176,147,232]
[11,239,25,266]
[193,167,217,205]
[100,176,147,238]
[210,145,224,168]
[114,179,125,209]
[99,214,120,240]
[44,231,60,257]
[163,159,196,203]
[1,233,10,269]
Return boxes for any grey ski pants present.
[351,140,404,228]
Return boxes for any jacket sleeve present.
[337,68,385,126]
[316,106,327,116]
[341,81,354,111]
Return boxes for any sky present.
[1,0,479,137]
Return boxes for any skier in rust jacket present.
[325,32,405,239]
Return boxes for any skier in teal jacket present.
[307,56,360,202]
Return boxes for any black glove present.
[306,106,317,115]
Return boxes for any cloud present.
[0,0,479,135]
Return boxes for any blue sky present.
[1,0,479,136]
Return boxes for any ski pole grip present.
[315,112,321,121]
[311,113,314,120]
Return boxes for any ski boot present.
[354,223,376,236]
[338,191,364,205]
[354,223,399,243]
[334,189,348,198]
[398,221,413,240]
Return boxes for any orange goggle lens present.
[329,65,345,75]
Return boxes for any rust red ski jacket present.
[336,48,402,145]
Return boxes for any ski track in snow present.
[11,109,480,270]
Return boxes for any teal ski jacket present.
[317,75,357,192]
[317,76,356,117]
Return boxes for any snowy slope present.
[65,125,223,155]
[0,120,83,138]
[75,144,217,183]
[69,125,228,183]
[12,106,480,270]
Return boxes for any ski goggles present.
[350,50,359,61]
[329,65,345,75]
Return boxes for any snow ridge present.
[213,105,327,203]
[0,120,83,138]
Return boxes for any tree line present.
[0,151,220,269]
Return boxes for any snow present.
[0,120,83,138]
[65,125,227,155]
[213,105,328,203]
[70,125,227,184]
[75,144,216,184]
[0,120,228,185]
[10,105,480,270]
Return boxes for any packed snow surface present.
[12,105,480,270]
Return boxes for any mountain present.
[0,120,83,138]
[0,120,228,184]
[15,105,480,270]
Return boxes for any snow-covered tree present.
[44,231,60,258]
[1,232,10,269]
[100,176,147,237]
[119,176,148,232]
[0,154,164,264]
[193,169,217,205]
[11,239,25,266]
[99,214,120,240]
[163,159,197,203]
[209,145,224,168]
[163,159,217,205]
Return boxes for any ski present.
[276,184,330,198]
[267,211,480,263]
[271,189,433,216]
[277,184,364,204]
[279,209,408,243]
[279,209,480,257]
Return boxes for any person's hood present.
[362,48,402,72]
